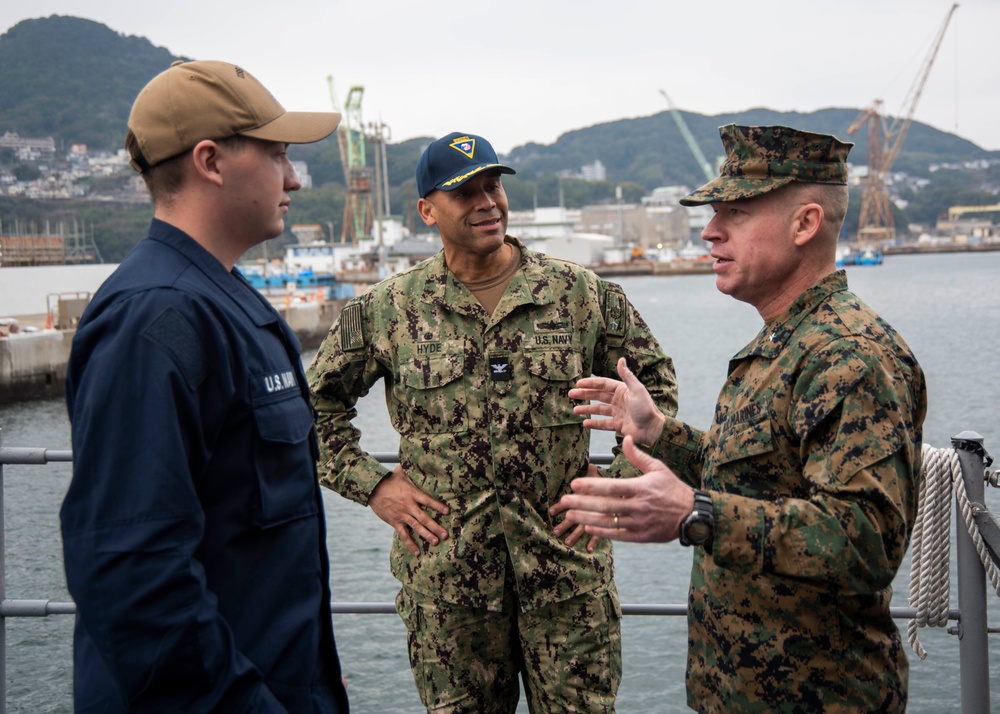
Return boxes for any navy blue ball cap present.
[416,132,515,198]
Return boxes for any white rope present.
[907,445,957,659]
[907,444,1000,659]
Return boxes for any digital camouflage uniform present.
[651,270,927,713]
[308,236,677,712]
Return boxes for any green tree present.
[13,164,41,181]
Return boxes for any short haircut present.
[786,182,849,237]
[127,132,247,207]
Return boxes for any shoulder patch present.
[340,302,365,352]
[603,284,627,339]
[141,306,207,389]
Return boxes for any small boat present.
[836,246,884,267]
[240,267,338,291]
[236,267,356,301]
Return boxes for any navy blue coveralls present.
[61,219,348,713]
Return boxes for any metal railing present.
[0,437,993,713]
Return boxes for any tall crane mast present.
[659,89,714,183]
[847,3,958,245]
[326,76,374,243]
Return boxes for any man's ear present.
[792,202,823,247]
[190,140,224,187]
[417,196,437,227]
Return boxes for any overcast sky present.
[2,0,996,155]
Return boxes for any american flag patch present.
[340,303,365,351]
[604,288,626,338]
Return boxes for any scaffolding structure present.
[0,219,102,267]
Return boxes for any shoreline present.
[590,259,715,278]
[3,241,998,404]
[881,241,1000,255]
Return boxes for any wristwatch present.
[679,490,714,547]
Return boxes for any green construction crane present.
[327,76,373,242]
[660,89,714,183]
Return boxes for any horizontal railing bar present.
[1,600,77,616]
[1,598,964,622]
[0,450,968,625]
[0,447,73,465]
[0,450,615,467]
[330,601,396,614]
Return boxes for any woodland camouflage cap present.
[680,124,853,206]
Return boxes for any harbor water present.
[1,251,999,712]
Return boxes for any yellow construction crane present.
[847,3,958,245]
[947,204,1000,221]
[326,76,374,243]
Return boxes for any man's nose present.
[701,215,723,241]
[285,161,302,192]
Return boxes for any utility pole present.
[615,185,624,246]
[367,119,392,278]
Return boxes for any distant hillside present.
[1,15,996,182]
[0,16,184,151]
[506,107,993,189]
[1,15,997,261]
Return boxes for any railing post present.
[952,431,991,714]
[1,428,7,714]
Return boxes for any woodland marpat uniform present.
[652,270,927,713]
[679,124,851,206]
[309,236,677,612]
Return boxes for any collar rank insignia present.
[449,137,476,159]
[489,354,512,381]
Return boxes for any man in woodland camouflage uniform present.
[308,132,677,713]
[555,125,927,713]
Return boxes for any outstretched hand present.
[568,357,665,446]
[554,436,694,543]
[367,466,450,556]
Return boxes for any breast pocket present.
[251,394,319,528]
[397,352,469,434]
[525,348,584,428]
[708,414,780,495]
[715,415,776,467]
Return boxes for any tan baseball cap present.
[127,60,341,173]
[680,124,852,206]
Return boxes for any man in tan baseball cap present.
[126,60,340,173]
[61,61,349,712]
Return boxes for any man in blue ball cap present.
[309,132,679,712]
[414,131,516,196]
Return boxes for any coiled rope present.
[907,443,1000,659]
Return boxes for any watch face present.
[681,490,714,547]
[686,520,712,544]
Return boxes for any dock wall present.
[0,329,74,402]
[0,298,348,404]
[274,298,346,351]
[592,259,715,278]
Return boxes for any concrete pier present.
[274,298,347,351]
[0,329,74,402]
[0,298,348,404]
